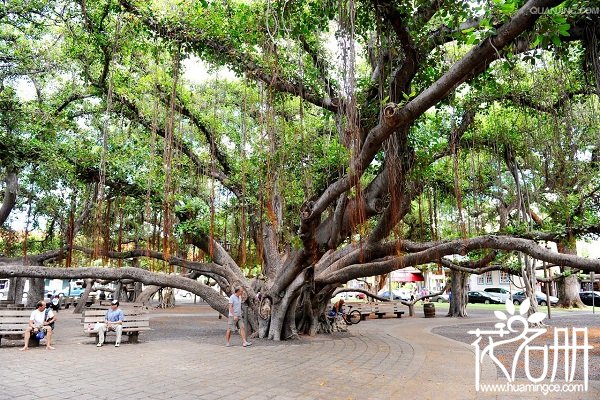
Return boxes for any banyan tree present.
[1,0,600,339]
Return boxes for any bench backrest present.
[348,303,373,313]
[372,302,403,312]
[0,309,32,334]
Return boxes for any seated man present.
[329,299,345,319]
[21,300,56,350]
[96,299,124,347]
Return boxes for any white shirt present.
[30,308,54,326]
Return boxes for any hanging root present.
[583,17,600,95]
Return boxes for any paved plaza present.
[0,303,598,400]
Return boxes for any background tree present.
[1,0,599,337]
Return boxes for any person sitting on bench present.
[20,300,56,351]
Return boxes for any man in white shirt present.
[20,300,56,350]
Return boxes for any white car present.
[332,292,367,303]
[377,289,411,301]
[482,287,512,303]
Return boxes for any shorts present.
[32,325,51,332]
[228,315,244,330]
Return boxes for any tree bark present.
[27,278,44,308]
[137,285,161,305]
[0,265,230,315]
[73,279,95,313]
[0,170,17,225]
[556,238,586,308]
[447,269,468,317]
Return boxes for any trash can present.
[423,302,435,318]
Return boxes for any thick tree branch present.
[0,170,18,225]
[0,265,229,315]
[304,0,563,225]
[373,0,420,101]
[318,235,600,284]
[185,232,246,283]
[53,93,95,115]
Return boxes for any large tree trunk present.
[73,279,95,313]
[557,238,586,308]
[8,277,26,304]
[557,274,584,308]
[27,278,44,307]
[137,285,161,305]
[447,270,468,317]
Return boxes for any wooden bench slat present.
[0,323,32,329]
[0,310,33,316]
[83,321,149,328]
[82,316,148,323]
[371,302,406,318]
[0,328,30,333]
[83,309,148,316]
[0,317,34,323]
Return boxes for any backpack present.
[44,308,55,330]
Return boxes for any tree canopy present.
[1,0,599,338]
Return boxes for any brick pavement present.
[0,304,597,400]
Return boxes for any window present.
[499,271,510,284]
[0,279,8,290]
[477,272,493,285]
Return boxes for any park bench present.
[0,308,44,347]
[347,302,373,320]
[81,307,150,344]
[372,302,405,319]
[0,301,25,308]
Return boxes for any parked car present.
[483,287,512,303]
[579,291,600,306]
[66,287,86,297]
[430,293,449,303]
[377,290,410,301]
[512,291,558,306]
[467,291,503,304]
[345,292,366,300]
[332,292,367,303]
[45,289,67,299]
[0,278,8,300]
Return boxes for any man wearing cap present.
[20,300,56,350]
[96,300,124,347]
